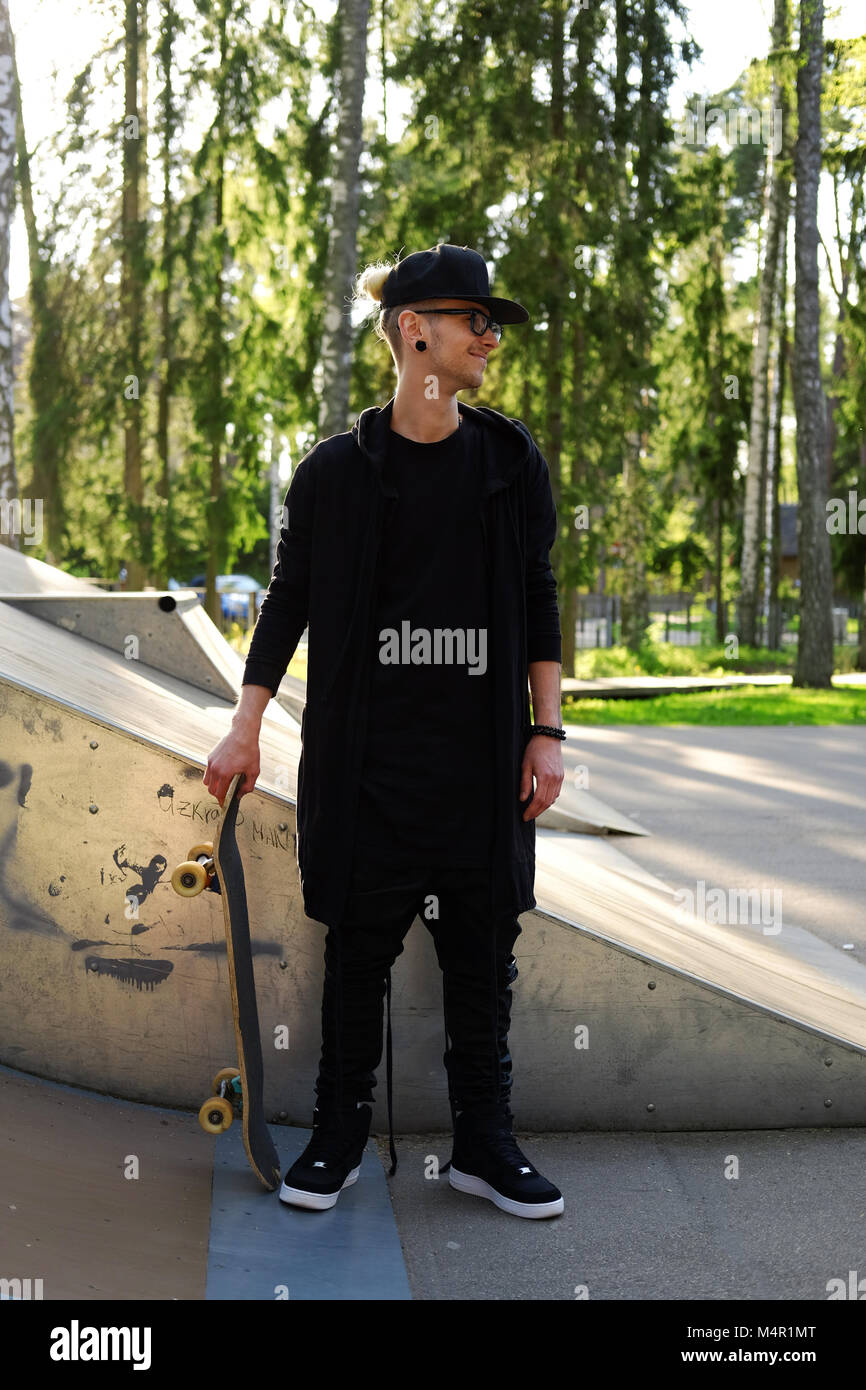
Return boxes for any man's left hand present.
[519,734,564,821]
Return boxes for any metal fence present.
[574,593,861,649]
[575,593,619,648]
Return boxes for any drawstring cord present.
[490,869,501,1118]
[334,924,344,1116]
[385,967,398,1174]
[440,966,457,1176]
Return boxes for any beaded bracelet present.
[529,724,566,741]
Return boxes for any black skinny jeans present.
[314,856,523,1117]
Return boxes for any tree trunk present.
[155,0,177,583]
[792,0,833,687]
[268,419,282,565]
[824,272,847,494]
[620,437,651,650]
[765,210,788,649]
[621,1,656,652]
[521,366,531,433]
[858,446,866,670]
[545,0,567,679]
[121,0,146,588]
[205,3,228,624]
[0,0,19,551]
[564,7,600,676]
[739,0,790,645]
[563,314,585,678]
[12,28,67,559]
[713,496,724,641]
[317,0,370,440]
[825,175,862,492]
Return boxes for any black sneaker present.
[448,1104,564,1219]
[279,1102,372,1211]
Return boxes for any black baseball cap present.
[381,243,529,324]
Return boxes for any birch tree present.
[318,0,370,440]
[763,211,789,648]
[792,0,833,686]
[738,0,791,645]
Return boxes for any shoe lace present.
[478,1124,535,1172]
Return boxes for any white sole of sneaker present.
[278,1165,361,1211]
[449,1167,564,1219]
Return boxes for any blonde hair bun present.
[353,260,395,305]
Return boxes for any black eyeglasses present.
[416,308,503,341]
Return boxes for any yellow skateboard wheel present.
[212,1067,241,1093]
[171,861,209,896]
[199,1096,233,1134]
[187,842,214,863]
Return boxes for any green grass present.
[564,684,866,725]
[572,640,861,679]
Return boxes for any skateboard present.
[171,773,281,1191]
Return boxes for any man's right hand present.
[203,725,261,807]
[203,686,272,806]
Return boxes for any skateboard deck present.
[172,774,281,1191]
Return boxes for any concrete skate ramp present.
[540,782,646,835]
[1,600,864,1130]
[0,600,300,780]
[1,590,244,702]
[0,546,245,700]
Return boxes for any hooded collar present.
[351,394,533,499]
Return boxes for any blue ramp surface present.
[206,1124,413,1300]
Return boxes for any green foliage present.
[9,0,866,636]
[650,536,710,589]
[573,637,797,679]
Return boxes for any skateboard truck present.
[200,1066,243,1134]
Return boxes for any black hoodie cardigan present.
[242,394,562,929]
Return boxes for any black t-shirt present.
[355,415,496,866]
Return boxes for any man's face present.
[401,298,500,390]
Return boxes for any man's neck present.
[390,384,461,443]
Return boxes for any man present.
[204,243,566,1219]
